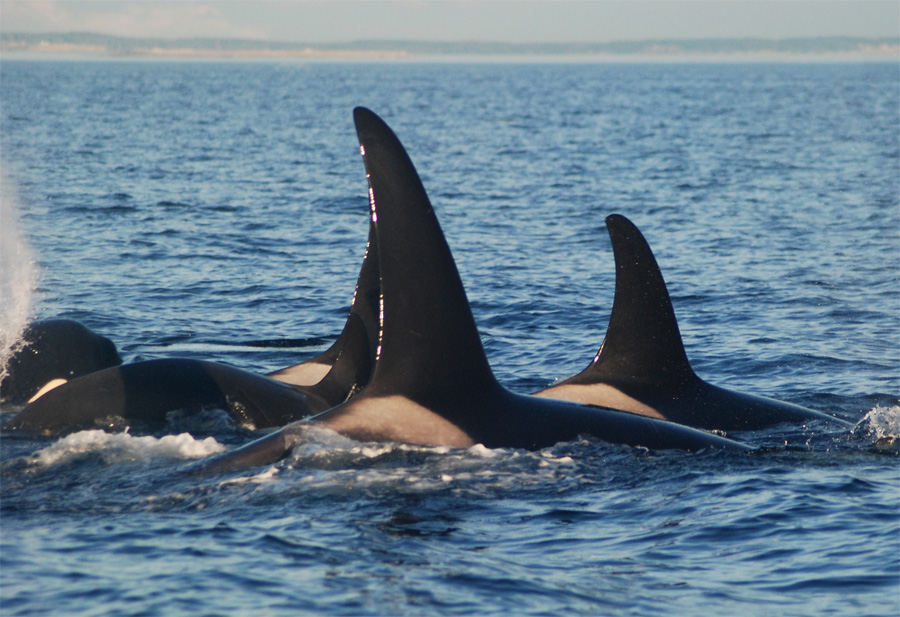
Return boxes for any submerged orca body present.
[535,214,850,432]
[2,358,330,433]
[3,227,381,437]
[1,319,122,404]
[199,108,747,472]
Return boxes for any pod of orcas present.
[2,107,851,469]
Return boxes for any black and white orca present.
[534,214,852,432]
[3,226,381,436]
[1,319,122,404]
[197,107,748,473]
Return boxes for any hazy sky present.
[1,1,897,43]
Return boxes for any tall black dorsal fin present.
[353,107,498,400]
[571,214,696,390]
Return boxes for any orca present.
[534,214,852,432]
[3,225,381,436]
[1,319,122,404]
[196,107,748,473]
[266,224,380,388]
[2,358,332,434]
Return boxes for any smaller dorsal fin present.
[312,223,381,367]
[304,313,373,406]
[353,107,498,401]
[295,224,381,404]
[342,224,382,361]
[267,224,380,386]
[569,214,696,390]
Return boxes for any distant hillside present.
[2,32,897,59]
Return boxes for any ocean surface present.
[1,60,898,616]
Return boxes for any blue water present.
[1,60,898,616]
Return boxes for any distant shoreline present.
[2,32,897,62]
[2,49,896,65]
[0,44,412,60]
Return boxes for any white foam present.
[467,443,500,458]
[538,451,575,467]
[356,445,393,458]
[853,405,900,441]
[191,432,592,495]
[0,171,39,385]
[30,430,226,466]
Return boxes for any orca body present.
[2,359,330,434]
[4,226,381,436]
[534,214,851,432]
[198,108,748,473]
[1,319,122,404]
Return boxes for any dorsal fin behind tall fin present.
[571,214,696,390]
[267,222,381,388]
[289,223,381,404]
[304,312,372,406]
[352,107,498,400]
[343,223,382,359]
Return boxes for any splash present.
[0,171,38,386]
[851,405,900,449]
[30,430,226,467]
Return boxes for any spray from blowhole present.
[0,170,39,386]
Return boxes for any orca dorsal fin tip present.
[604,213,627,227]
